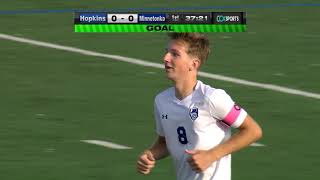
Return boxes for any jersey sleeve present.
[154,100,165,136]
[208,89,247,128]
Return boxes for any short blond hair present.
[168,33,210,65]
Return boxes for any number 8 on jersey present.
[177,126,188,144]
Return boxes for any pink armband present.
[223,104,241,126]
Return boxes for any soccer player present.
[137,33,262,180]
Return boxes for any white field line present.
[81,140,132,149]
[250,142,265,147]
[81,139,264,149]
[1,33,319,100]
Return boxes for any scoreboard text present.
[74,12,246,32]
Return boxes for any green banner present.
[74,24,246,32]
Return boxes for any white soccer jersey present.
[154,80,247,180]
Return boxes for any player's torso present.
[155,81,234,180]
[157,94,230,162]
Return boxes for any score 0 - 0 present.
[107,14,138,23]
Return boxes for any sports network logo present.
[216,15,240,23]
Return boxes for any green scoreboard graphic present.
[74,12,246,32]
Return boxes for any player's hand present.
[137,150,156,175]
[185,149,217,173]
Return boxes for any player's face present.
[163,40,194,81]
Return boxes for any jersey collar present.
[172,80,202,107]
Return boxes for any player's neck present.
[174,77,197,100]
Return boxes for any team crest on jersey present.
[189,107,199,121]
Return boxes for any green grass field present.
[0,1,320,179]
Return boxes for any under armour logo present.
[162,114,168,119]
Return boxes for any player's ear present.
[191,58,201,71]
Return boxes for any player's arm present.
[143,99,169,161]
[186,90,262,172]
[209,90,263,158]
[148,135,169,160]
[186,115,262,172]
[137,135,169,174]
[208,114,262,160]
